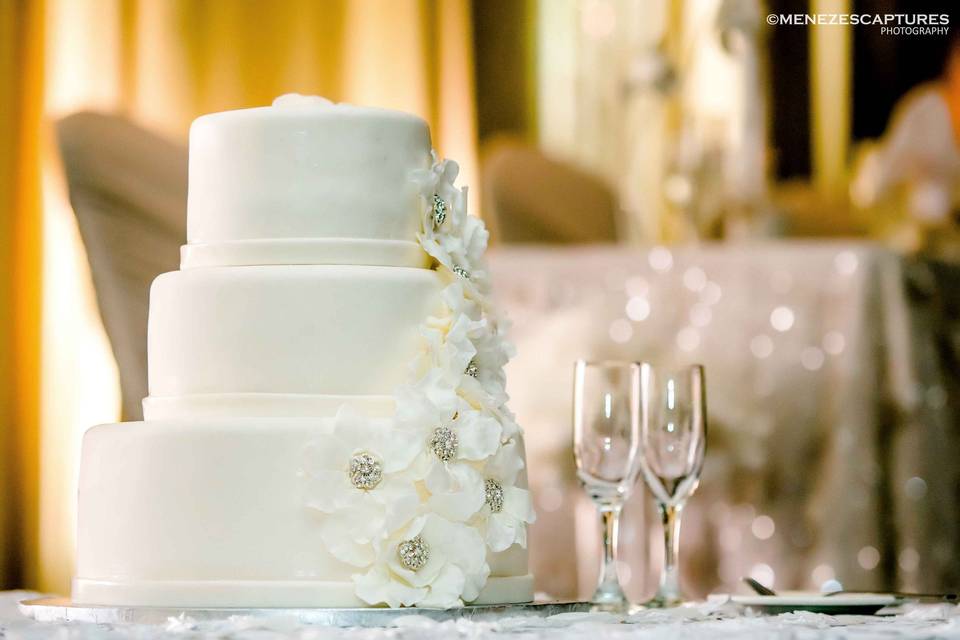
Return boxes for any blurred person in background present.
[852,29,960,259]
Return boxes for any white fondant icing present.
[180,238,429,269]
[146,265,443,400]
[74,420,531,607]
[142,393,396,421]
[186,101,431,255]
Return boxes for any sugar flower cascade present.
[302,153,535,608]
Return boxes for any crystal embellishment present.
[398,535,429,571]
[432,194,447,228]
[465,359,479,378]
[453,265,470,279]
[429,426,459,462]
[485,479,505,513]
[348,452,383,490]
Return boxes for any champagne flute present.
[573,360,642,608]
[638,363,706,607]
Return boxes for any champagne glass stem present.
[655,502,683,605]
[592,502,626,605]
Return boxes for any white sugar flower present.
[411,157,463,268]
[395,373,458,429]
[353,513,490,608]
[411,155,491,293]
[424,459,485,523]
[491,403,522,441]
[410,152,460,210]
[416,283,482,361]
[464,320,510,405]
[447,400,503,461]
[438,281,483,325]
[433,211,491,297]
[437,253,490,306]
[412,311,482,386]
[487,308,518,359]
[445,211,490,286]
[474,440,536,552]
[412,399,502,529]
[302,406,422,567]
[412,292,512,411]
[396,382,502,473]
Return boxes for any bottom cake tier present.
[74,419,533,608]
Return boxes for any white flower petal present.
[485,441,525,485]
[379,479,421,532]
[494,407,521,440]
[416,564,466,609]
[441,159,460,183]
[354,566,427,608]
[301,437,347,472]
[426,464,485,522]
[320,517,377,567]
[379,429,423,473]
[457,375,505,413]
[427,515,488,574]
[502,486,535,524]
[303,471,350,513]
[423,459,453,493]
[456,412,502,461]
[484,512,522,552]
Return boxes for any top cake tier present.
[182,94,432,269]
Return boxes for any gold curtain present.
[0,0,44,590]
[3,0,478,594]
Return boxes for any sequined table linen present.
[489,243,960,600]
[5,592,960,639]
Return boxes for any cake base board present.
[19,597,592,627]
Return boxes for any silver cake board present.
[19,597,594,627]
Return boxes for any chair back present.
[57,112,186,420]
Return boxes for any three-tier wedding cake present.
[73,94,535,609]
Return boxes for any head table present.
[4,592,960,639]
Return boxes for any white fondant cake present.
[73,94,535,609]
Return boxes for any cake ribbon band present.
[180,238,431,269]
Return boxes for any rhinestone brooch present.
[432,194,447,228]
[348,452,383,490]
[429,426,459,462]
[485,479,505,513]
[453,265,470,279]
[465,359,479,378]
[398,535,429,571]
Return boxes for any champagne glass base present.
[590,590,628,608]
[589,574,629,613]
[590,602,628,613]
[642,594,685,608]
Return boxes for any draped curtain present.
[0,0,44,594]
[0,0,478,594]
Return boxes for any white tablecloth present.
[488,242,960,600]
[4,593,960,639]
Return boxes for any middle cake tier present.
[144,265,443,421]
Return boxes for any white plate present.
[728,593,900,615]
